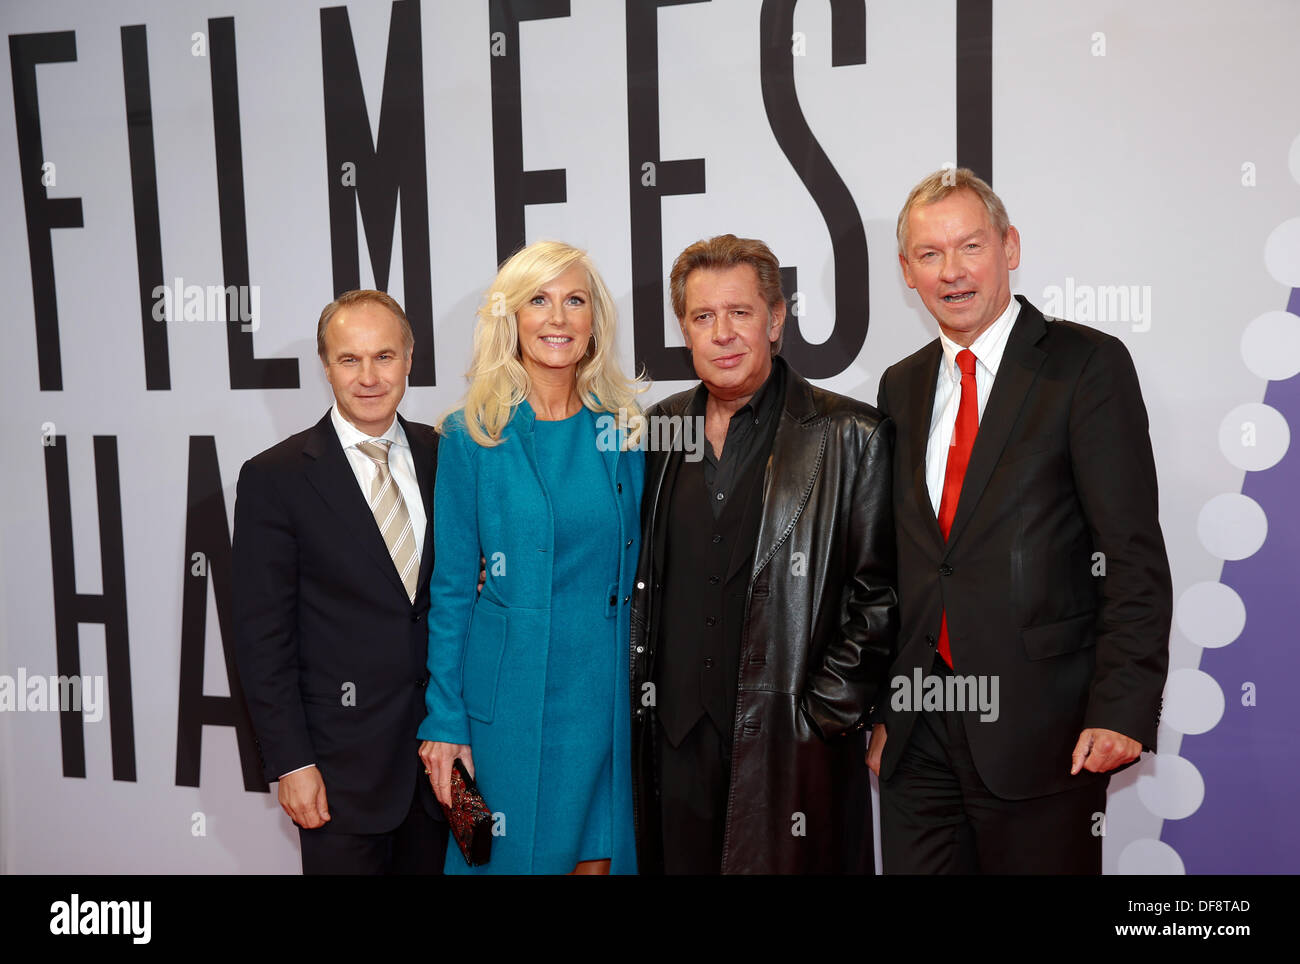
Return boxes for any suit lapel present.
[402,413,437,598]
[751,369,825,578]
[906,341,945,548]
[650,452,677,583]
[596,408,629,551]
[510,402,556,575]
[945,300,1048,550]
[303,411,411,602]
[649,388,700,584]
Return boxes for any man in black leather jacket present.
[629,234,898,874]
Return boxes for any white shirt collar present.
[330,403,406,450]
[937,295,1020,382]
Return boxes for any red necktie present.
[935,348,978,668]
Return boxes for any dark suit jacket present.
[875,296,1171,799]
[232,410,440,834]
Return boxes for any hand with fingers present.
[420,740,474,807]
[1070,727,1142,775]
[278,766,331,829]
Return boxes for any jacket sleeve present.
[801,416,900,739]
[1069,336,1172,749]
[864,368,897,728]
[875,366,893,420]
[231,459,315,781]
[418,414,480,746]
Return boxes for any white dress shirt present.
[924,297,1021,516]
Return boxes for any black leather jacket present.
[630,364,898,873]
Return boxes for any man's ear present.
[898,251,917,290]
[1003,225,1021,272]
[767,298,787,346]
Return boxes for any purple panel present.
[1161,290,1300,873]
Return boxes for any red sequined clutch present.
[444,758,492,866]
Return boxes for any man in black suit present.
[868,169,1171,873]
[233,289,446,874]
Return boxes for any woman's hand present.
[419,740,474,808]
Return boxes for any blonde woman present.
[418,241,646,874]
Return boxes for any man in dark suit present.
[868,169,1171,873]
[233,289,446,874]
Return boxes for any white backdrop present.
[2,0,1297,873]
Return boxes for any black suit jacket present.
[232,410,440,833]
[876,297,1171,799]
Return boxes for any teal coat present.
[418,401,644,874]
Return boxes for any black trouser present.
[880,660,1107,874]
[657,714,732,875]
[299,776,448,875]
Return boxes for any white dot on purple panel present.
[1161,668,1226,735]
[1264,218,1300,288]
[1118,839,1186,876]
[1136,753,1205,820]
[1218,402,1290,472]
[1196,493,1268,560]
[1241,310,1300,382]
[1175,582,1246,649]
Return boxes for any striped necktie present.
[357,440,418,603]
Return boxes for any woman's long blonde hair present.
[447,241,646,447]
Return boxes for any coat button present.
[636,581,645,590]
[705,616,717,627]
[626,539,633,547]
[623,595,630,604]
[617,482,623,492]
[939,564,953,576]
[636,646,644,654]
[708,575,719,585]
[712,535,722,544]
[703,658,713,668]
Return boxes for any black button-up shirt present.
[693,356,786,519]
